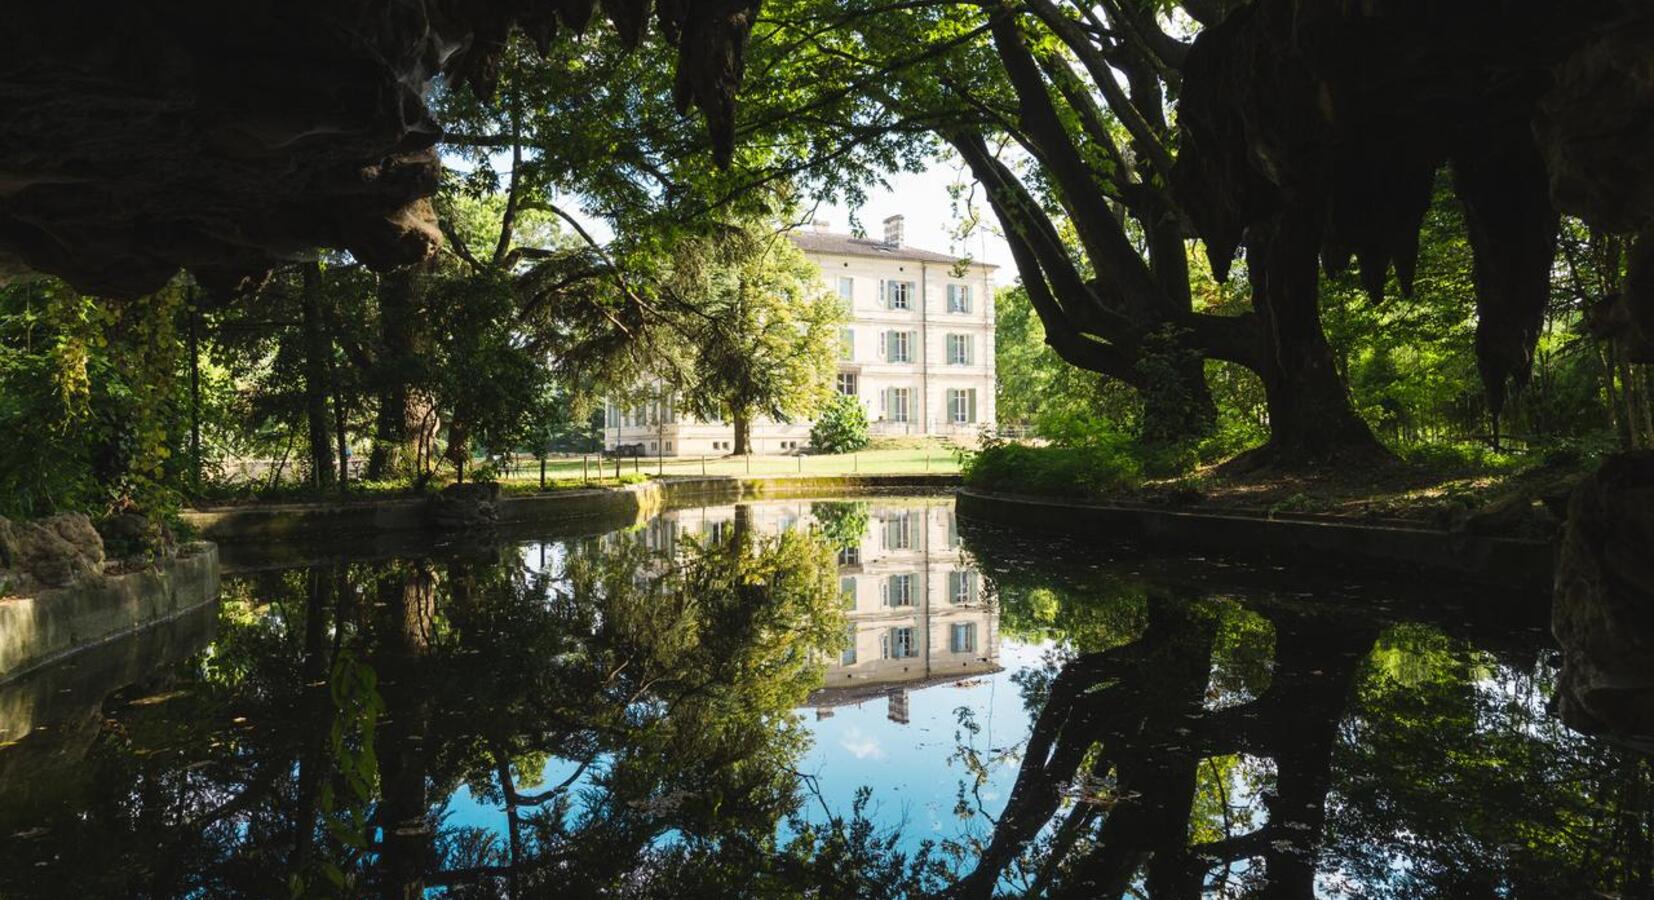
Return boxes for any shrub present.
[962,437,1140,498]
[809,394,870,454]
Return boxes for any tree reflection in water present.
[955,524,1653,899]
[0,500,1650,898]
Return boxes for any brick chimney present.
[883,214,904,246]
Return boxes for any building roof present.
[804,664,1004,709]
[789,229,997,269]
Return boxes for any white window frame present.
[886,626,918,659]
[882,573,914,606]
[947,284,972,314]
[950,622,977,653]
[884,330,912,363]
[840,326,855,360]
[883,280,916,310]
[886,387,911,423]
[947,389,977,425]
[884,512,914,549]
[836,372,859,396]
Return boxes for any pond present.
[0,496,1649,898]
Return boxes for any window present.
[840,576,857,608]
[884,512,914,550]
[884,280,915,310]
[884,330,913,363]
[945,511,959,549]
[884,387,912,423]
[837,372,859,396]
[947,388,977,425]
[839,327,855,360]
[947,284,972,314]
[947,334,974,365]
[883,573,914,606]
[841,624,858,665]
[838,544,861,566]
[883,626,919,659]
[950,622,977,653]
[948,569,978,605]
[837,276,854,304]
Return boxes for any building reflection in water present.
[644,498,1000,724]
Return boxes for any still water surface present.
[0,497,1648,897]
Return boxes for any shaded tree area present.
[950,524,1654,899]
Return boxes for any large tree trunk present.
[731,408,752,455]
[375,562,435,900]
[1243,208,1388,466]
[367,268,424,480]
[299,262,335,489]
[1135,330,1219,446]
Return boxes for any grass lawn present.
[499,447,962,482]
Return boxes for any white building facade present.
[605,498,1001,719]
[604,216,997,456]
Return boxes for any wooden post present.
[582,455,588,483]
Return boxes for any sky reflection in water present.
[0,497,1648,898]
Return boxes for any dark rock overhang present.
[0,0,760,298]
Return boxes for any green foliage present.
[809,393,870,453]
[671,219,845,436]
[962,432,1140,498]
[0,279,191,519]
[809,500,870,550]
[993,285,1135,439]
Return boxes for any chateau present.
[604,215,998,456]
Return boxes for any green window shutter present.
[968,389,977,423]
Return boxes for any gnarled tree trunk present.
[1243,208,1388,465]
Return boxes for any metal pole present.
[745,452,750,475]
[582,454,588,483]
[701,455,706,476]
[539,454,546,489]
[187,290,201,490]
[797,453,802,473]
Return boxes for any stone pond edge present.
[0,543,220,685]
[183,474,963,548]
[954,488,1555,592]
